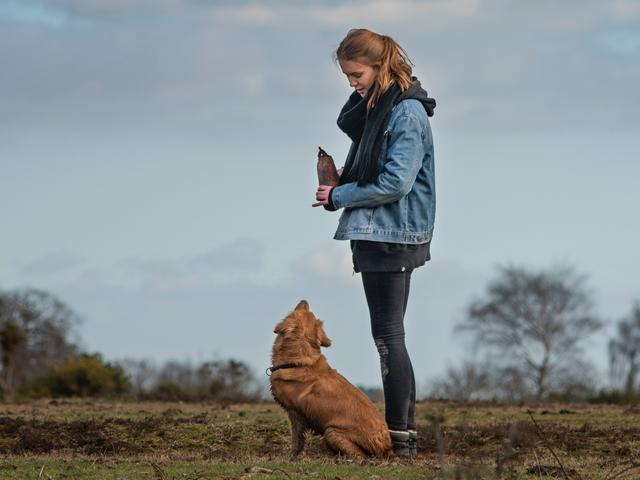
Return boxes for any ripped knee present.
[374,338,390,378]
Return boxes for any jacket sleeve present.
[330,109,426,210]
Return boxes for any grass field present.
[0,399,638,479]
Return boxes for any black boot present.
[389,430,411,457]
[408,430,417,458]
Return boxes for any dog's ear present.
[295,299,309,311]
[316,320,332,348]
[274,318,295,335]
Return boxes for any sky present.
[1,0,639,393]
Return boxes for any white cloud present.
[241,72,267,97]
[210,3,280,25]
[28,0,185,16]
[35,250,480,388]
[292,246,354,281]
[11,0,640,29]
[0,0,72,28]
[118,238,265,284]
[602,29,640,54]
[21,251,86,275]
[612,0,640,20]
[306,0,479,27]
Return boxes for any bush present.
[588,388,639,405]
[136,358,263,402]
[148,381,188,401]
[20,353,129,398]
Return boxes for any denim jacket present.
[331,99,435,244]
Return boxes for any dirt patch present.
[415,420,640,459]
[1,401,639,467]
[0,415,203,455]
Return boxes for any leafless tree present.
[429,360,495,401]
[119,358,158,395]
[202,359,260,401]
[0,321,27,393]
[0,288,81,389]
[456,265,602,401]
[609,301,640,396]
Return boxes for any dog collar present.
[266,363,303,376]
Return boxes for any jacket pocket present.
[344,207,374,232]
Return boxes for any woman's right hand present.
[312,185,334,207]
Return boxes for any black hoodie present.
[336,77,436,187]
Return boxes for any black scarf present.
[336,78,436,186]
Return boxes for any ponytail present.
[335,29,414,111]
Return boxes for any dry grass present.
[0,399,638,479]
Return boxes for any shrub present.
[20,353,129,398]
[149,381,188,401]
[588,388,639,405]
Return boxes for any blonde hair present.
[334,28,414,111]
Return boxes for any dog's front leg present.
[287,410,306,457]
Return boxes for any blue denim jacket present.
[331,99,435,244]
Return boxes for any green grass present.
[0,399,638,479]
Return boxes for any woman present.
[312,28,436,458]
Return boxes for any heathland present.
[0,399,638,479]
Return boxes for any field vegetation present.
[0,399,638,479]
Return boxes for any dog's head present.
[273,300,332,351]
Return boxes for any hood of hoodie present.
[395,78,436,117]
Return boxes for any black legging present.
[361,271,416,431]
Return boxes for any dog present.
[269,300,392,458]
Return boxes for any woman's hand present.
[312,185,334,207]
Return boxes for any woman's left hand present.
[312,185,334,207]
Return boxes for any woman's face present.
[339,59,378,97]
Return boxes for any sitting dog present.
[269,300,392,458]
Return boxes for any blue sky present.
[1,0,639,392]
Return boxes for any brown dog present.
[269,300,392,458]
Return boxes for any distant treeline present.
[0,288,262,402]
[1,264,639,404]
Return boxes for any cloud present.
[46,250,479,388]
[612,0,640,20]
[0,1,73,29]
[117,238,265,287]
[2,0,639,138]
[602,29,640,54]
[21,0,185,18]
[291,246,354,282]
[306,0,479,27]
[21,251,86,275]
[209,3,280,25]
[10,0,640,28]
[3,244,615,391]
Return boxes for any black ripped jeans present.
[361,270,416,431]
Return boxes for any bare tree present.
[149,357,263,401]
[457,265,602,401]
[609,301,640,397]
[0,288,81,389]
[0,322,27,393]
[429,360,495,401]
[119,358,158,395]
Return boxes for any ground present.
[0,399,638,479]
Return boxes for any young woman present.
[312,28,436,457]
